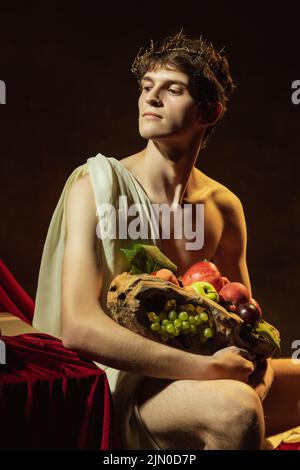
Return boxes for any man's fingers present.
[238,348,256,362]
[246,359,256,373]
[237,348,257,373]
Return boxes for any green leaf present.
[120,248,136,264]
[120,243,177,274]
[255,320,281,354]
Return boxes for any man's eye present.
[141,86,182,95]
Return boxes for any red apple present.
[219,282,251,311]
[237,302,261,325]
[249,297,262,317]
[182,261,223,292]
[221,276,230,287]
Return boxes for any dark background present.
[0,2,299,355]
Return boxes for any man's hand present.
[209,346,256,383]
[247,358,274,401]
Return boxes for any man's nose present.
[146,90,162,106]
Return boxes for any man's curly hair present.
[131,29,236,148]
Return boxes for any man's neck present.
[137,139,202,206]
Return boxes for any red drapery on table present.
[0,258,119,449]
[0,259,34,324]
[0,333,114,449]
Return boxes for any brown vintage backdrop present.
[1,2,299,355]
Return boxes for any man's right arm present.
[61,175,255,383]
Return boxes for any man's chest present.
[117,157,225,275]
[157,196,224,276]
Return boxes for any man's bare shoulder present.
[68,173,94,198]
[66,173,97,225]
[197,169,243,214]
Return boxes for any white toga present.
[33,153,163,449]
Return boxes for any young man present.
[34,31,300,450]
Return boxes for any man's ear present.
[197,102,224,126]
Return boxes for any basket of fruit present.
[107,243,280,361]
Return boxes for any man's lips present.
[143,112,162,118]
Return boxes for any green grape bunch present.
[147,299,214,344]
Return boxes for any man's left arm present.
[213,190,252,296]
[213,190,274,400]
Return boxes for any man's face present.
[138,67,202,142]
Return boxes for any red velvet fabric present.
[276,442,300,450]
[0,259,34,324]
[0,333,115,449]
[0,258,121,450]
